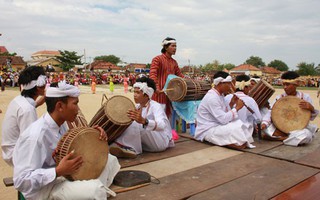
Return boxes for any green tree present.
[244,56,265,67]
[221,63,235,70]
[146,63,151,69]
[268,59,288,71]
[296,62,318,76]
[94,55,121,65]
[0,52,17,56]
[55,50,83,71]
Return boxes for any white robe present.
[262,91,319,146]
[115,100,174,154]
[195,89,255,148]
[1,95,38,166]
[13,113,120,200]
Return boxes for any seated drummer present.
[261,71,319,146]
[194,71,255,149]
[13,81,120,200]
[224,74,262,134]
[109,76,174,158]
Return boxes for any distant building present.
[125,63,147,73]
[0,46,9,54]
[87,60,124,73]
[27,50,62,72]
[229,64,262,76]
[0,56,26,72]
[261,66,282,77]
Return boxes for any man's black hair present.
[281,71,299,80]
[161,37,176,53]
[213,71,229,79]
[135,76,157,92]
[45,82,68,113]
[19,66,46,98]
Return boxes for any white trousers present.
[115,121,174,154]
[36,154,120,200]
[204,119,255,148]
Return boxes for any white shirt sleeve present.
[13,129,56,195]
[145,102,170,131]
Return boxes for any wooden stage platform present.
[110,132,320,200]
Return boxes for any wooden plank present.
[115,153,309,200]
[3,177,14,187]
[260,132,320,161]
[243,137,283,154]
[119,140,212,168]
[271,173,320,200]
[188,158,319,200]
[295,146,320,168]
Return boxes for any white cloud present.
[1,0,320,69]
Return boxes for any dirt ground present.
[1,85,320,199]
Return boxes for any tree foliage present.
[268,59,288,71]
[55,50,83,71]
[221,63,235,70]
[296,62,318,76]
[244,56,265,67]
[94,55,121,65]
[0,52,17,56]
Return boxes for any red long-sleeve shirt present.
[150,53,184,105]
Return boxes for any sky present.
[1,0,320,69]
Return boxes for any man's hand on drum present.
[55,151,83,177]
[299,100,314,112]
[127,109,146,124]
[92,125,108,141]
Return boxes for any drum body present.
[89,95,135,144]
[166,78,211,102]
[67,109,88,129]
[248,80,275,108]
[55,127,109,181]
[271,96,311,134]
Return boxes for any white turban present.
[46,80,80,97]
[235,80,251,90]
[213,75,232,86]
[22,75,47,90]
[250,78,261,83]
[133,82,154,99]
[161,38,176,46]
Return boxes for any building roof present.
[31,50,60,57]
[126,63,147,69]
[0,56,26,65]
[231,64,261,71]
[261,66,281,74]
[0,46,8,53]
[89,61,122,70]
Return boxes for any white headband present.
[213,75,232,86]
[22,75,47,90]
[235,80,251,90]
[46,80,80,97]
[250,78,260,83]
[282,78,299,85]
[161,39,176,46]
[133,82,154,99]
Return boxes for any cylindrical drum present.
[67,109,88,129]
[55,127,109,181]
[271,96,311,134]
[166,78,212,102]
[89,95,135,144]
[248,80,275,108]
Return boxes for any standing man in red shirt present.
[149,37,184,117]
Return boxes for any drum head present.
[166,78,187,102]
[271,96,311,134]
[113,170,151,187]
[58,127,109,181]
[105,95,135,125]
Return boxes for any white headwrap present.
[282,78,300,85]
[133,82,154,99]
[236,80,251,90]
[213,75,232,86]
[22,75,47,90]
[161,38,176,46]
[250,78,261,83]
[46,80,80,97]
